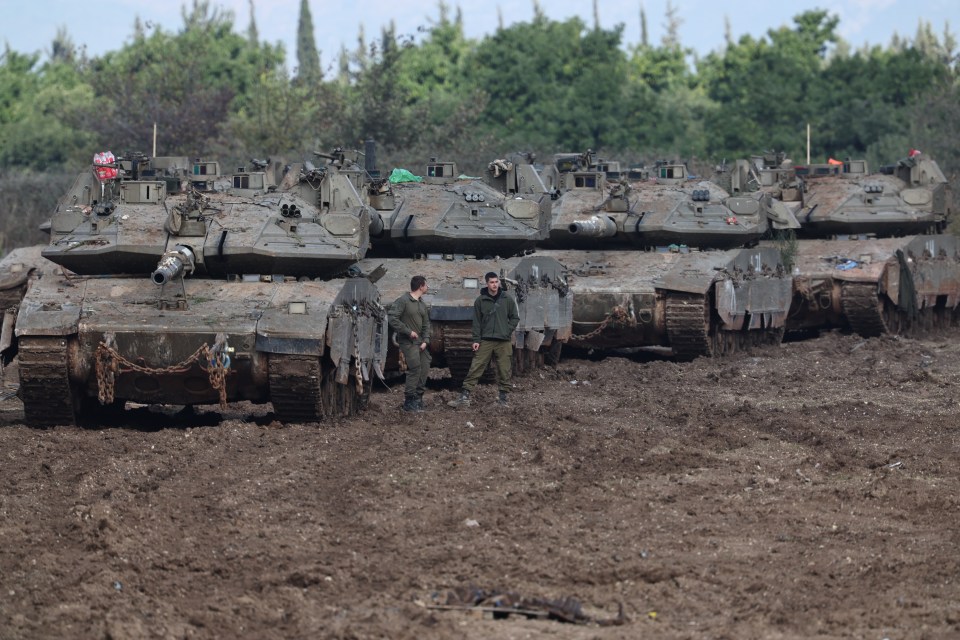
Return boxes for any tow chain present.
[95,332,231,408]
[570,306,629,341]
[348,305,364,396]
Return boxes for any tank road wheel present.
[666,293,715,361]
[17,336,79,427]
[268,354,360,423]
[841,283,901,337]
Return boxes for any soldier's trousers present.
[461,339,512,393]
[399,340,431,397]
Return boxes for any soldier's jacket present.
[388,292,431,343]
[472,287,519,342]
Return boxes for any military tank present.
[731,151,952,237]
[539,151,799,250]
[355,253,571,383]
[13,151,386,427]
[535,246,791,359]
[369,155,552,257]
[527,152,795,359]
[738,151,960,337]
[778,235,960,337]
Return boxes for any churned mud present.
[1,330,959,638]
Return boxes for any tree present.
[0,49,96,170]
[295,0,321,85]
[698,10,841,158]
[84,2,283,158]
[466,15,630,151]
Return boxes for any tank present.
[370,155,552,257]
[740,151,960,337]
[772,234,960,337]
[731,151,953,237]
[12,151,387,427]
[528,152,795,359]
[540,151,799,249]
[536,246,792,360]
[355,253,572,383]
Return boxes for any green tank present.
[740,151,960,337]
[731,151,952,237]
[529,152,794,359]
[12,151,387,427]
[540,151,798,249]
[370,155,552,257]
[536,246,792,360]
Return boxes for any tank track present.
[841,283,895,337]
[18,336,77,427]
[666,292,785,360]
[268,354,357,423]
[442,324,485,385]
[665,293,713,360]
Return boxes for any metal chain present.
[95,337,230,408]
[570,306,629,341]
[349,305,364,395]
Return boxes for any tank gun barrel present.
[152,246,196,285]
[568,216,617,238]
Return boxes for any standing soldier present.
[388,275,431,412]
[448,271,520,408]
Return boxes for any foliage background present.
[1,0,957,252]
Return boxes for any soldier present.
[388,275,431,412]
[448,272,520,408]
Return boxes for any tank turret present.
[371,155,552,257]
[541,153,797,250]
[736,151,952,238]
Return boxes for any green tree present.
[85,1,283,157]
[466,15,629,151]
[295,0,321,85]
[698,10,840,158]
[0,49,96,170]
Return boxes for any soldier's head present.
[484,272,500,296]
[410,275,427,292]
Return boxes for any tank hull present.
[536,247,792,359]
[773,235,960,336]
[14,272,386,426]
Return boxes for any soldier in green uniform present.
[448,272,520,408]
[388,275,431,412]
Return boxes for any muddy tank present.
[370,156,551,257]
[536,246,792,360]
[771,234,960,337]
[732,152,952,237]
[355,254,572,383]
[540,152,798,249]
[740,152,960,337]
[13,152,386,427]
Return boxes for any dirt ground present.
[1,329,959,639]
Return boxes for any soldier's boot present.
[447,389,471,408]
[402,394,422,413]
[415,393,425,410]
[497,390,509,407]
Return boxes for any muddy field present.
[1,329,959,639]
